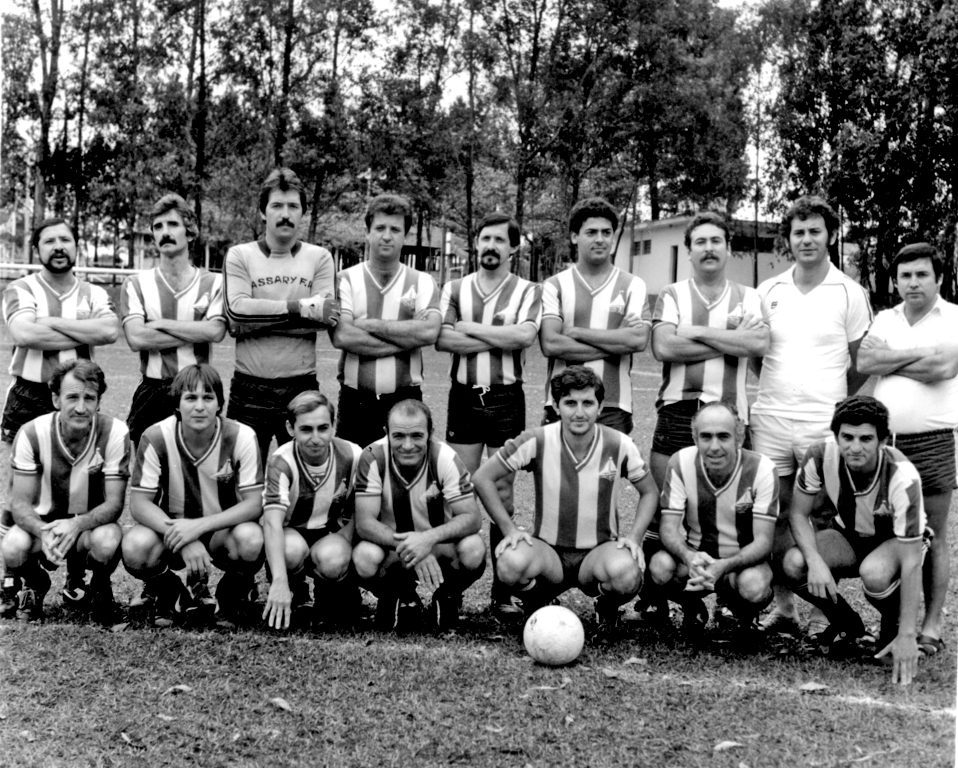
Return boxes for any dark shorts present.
[891,429,958,495]
[290,527,335,549]
[445,382,525,447]
[541,405,633,435]
[1,377,53,444]
[818,522,934,579]
[651,399,752,456]
[127,377,175,446]
[335,385,423,448]
[553,545,591,592]
[227,372,320,462]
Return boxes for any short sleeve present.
[338,271,355,319]
[417,274,442,316]
[517,283,542,329]
[235,426,264,492]
[354,448,384,496]
[205,274,226,321]
[103,421,131,479]
[440,281,458,327]
[625,277,652,325]
[11,425,40,475]
[438,447,474,504]
[653,285,679,326]
[621,439,649,484]
[494,430,539,474]
[3,282,37,325]
[659,455,688,518]
[751,460,780,522]
[89,285,117,320]
[131,436,163,492]
[795,444,825,496]
[845,281,873,343]
[864,309,894,344]
[120,277,144,322]
[541,278,561,320]
[263,454,293,516]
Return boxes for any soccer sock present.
[864,583,901,643]
[794,586,863,633]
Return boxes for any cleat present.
[89,583,119,626]
[0,573,21,618]
[375,591,424,631]
[594,595,621,637]
[316,583,362,629]
[185,573,216,623]
[815,619,871,660]
[151,571,188,628]
[16,568,51,624]
[491,595,524,622]
[128,585,155,610]
[215,573,257,629]
[680,599,709,637]
[429,591,462,633]
[374,595,400,631]
[759,610,801,637]
[62,572,90,608]
[290,574,313,614]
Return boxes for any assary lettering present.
[252,276,313,288]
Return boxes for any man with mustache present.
[539,197,651,435]
[1,218,118,617]
[224,168,339,466]
[435,212,541,619]
[636,212,769,626]
[120,194,226,448]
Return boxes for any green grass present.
[0,330,955,767]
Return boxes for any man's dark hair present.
[170,364,225,416]
[477,212,521,248]
[32,217,78,252]
[286,391,335,427]
[49,359,107,398]
[569,197,618,234]
[151,194,199,242]
[365,194,413,234]
[387,399,433,437]
[780,195,840,240]
[892,242,943,281]
[684,212,730,250]
[830,395,890,442]
[550,365,605,406]
[258,168,308,215]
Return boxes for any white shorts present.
[749,413,832,477]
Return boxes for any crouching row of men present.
[2,359,926,683]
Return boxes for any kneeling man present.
[262,392,363,629]
[122,364,264,627]
[649,402,778,636]
[2,360,129,623]
[473,366,658,634]
[352,400,486,631]
[782,395,928,685]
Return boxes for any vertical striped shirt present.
[354,437,474,533]
[542,266,651,413]
[494,422,649,550]
[337,263,441,394]
[12,413,131,519]
[120,268,225,379]
[654,279,763,421]
[3,274,117,383]
[796,437,926,542]
[660,446,779,559]
[132,415,263,519]
[440,273,542,386]
[263,437,363,530]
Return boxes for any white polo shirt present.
[869,296,958,433]
[753,264,872,421]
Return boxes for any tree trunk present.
[30,0,65,227]
[193,0,207,262]
[275,0,296,166]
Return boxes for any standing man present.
[782,396,929,685]
[436,212,541,618]
[121,194,226,446]
[332,194,442,448]
[649,402,779,637]
[224,167,339,465]
[1,218,118,616]
[352,400,486,631]
[857,243,958,658]
[640,212,769,622]
[750,195,873,636]
[539,197,651,435]
[1,360,130,624]
[473,366,659,636]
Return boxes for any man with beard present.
[224,168,340,466]
[121,194,226,447]
[436,212,541,619]
[1,218,118,617]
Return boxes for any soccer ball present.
[523,605,585,666]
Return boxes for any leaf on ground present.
[163,684,193,695]
[564,715,575,726]
[799,682,829,693]
[484,725,504,734]
[156,714,175,722]
[599,667,648,684]
[520,676,571,698]
[624,657,647,666]
[714,740,744,752]
[110,623,128,632]
[268,729,281,738]
[739,763,751,768]
[600,667,620,678]
[20,730,35,742]
[232,732,241,742]
[270,697,292,712]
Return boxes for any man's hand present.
[164,518,208,553]
[179,540,211,578]
[859,334,884,351]
[495,528,534,558]
[263,581,292,630]
[299,295,340,325]
[622,312,645,329]
[805,555,839,602]
[737,312,764,332]
[874,633,919,685]
[394,530,436,568]
[616,536,644,569]
[39,528,66,567]
[685,551,716,592]
[41,517,83,563]
[413,553,444,593]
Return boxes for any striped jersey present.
[660,446,779,559]
[12,412,131,519]
[796,437,925,542]
[440,272,542,386]
[542,266,651,413]
[223,239,335,379]
[132,415,263,519]
[120,267,225,379]
[263,437,363,531]
[354,437,474,533]
[494,422,649,549]
[337,263,441,394]
[654,279,763,421]
[2,273,116,383]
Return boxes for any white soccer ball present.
[523,605,585,666]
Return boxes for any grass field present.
[1,328,956,767]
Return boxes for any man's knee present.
[495,546,532,585]
[1,526,34,568]
[285,533,310,573]
[226,522,264,563]
[780,546,806,583]
[312,534,352,580]
[353,541,386,579]
[599,550,642,595]
[456,534,486,572]
[121,525,163,574]
[859,556,895,595]
[736,565,773,605]
[649,550,677,586]
[83,523,122,564]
